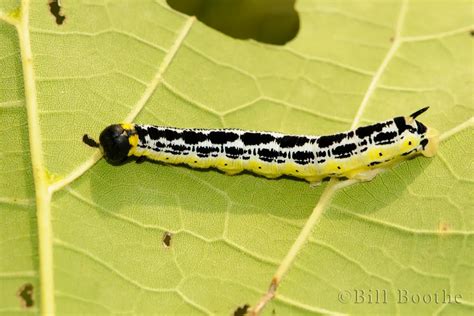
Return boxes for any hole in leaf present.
[162,231,173,248]
[48,0,66,25]
[233,304,249,316]
[166,0,299,45]
[17,283,34,308]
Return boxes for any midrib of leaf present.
[14,0,55,315]
[8,2,195,314]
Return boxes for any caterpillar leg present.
[224,169,244,176]
[350,168,385,182]
[135,156,147,164]
[309,181,322,188]
[306,176,325,188]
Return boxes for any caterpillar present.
[83,107,438,185]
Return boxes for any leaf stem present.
[249,179,352,315]
[440,117,474,142]
[17,0,55,314]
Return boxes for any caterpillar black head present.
[82,124,136,165]
[97,124,134,164]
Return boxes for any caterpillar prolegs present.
[84,107,438,185]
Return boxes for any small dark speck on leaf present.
[389,36,395,42]
[162,232,172,248]
[49,0,66,25]
[17,283,34,308]
[438,221,450,235]
[233,304,249,316]
[470,30,474,37]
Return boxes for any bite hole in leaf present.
[162,231,173,248]
[17,283,34,308]
[233,304,249,316]
[48,0,66,25]
[166,0,299,45]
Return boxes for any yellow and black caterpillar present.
[84,107,438,185]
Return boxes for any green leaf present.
[0,0,472,315]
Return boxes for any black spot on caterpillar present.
[84,107,438,185]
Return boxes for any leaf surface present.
[0,0,472,315]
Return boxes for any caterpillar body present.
[85,107,438,185]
